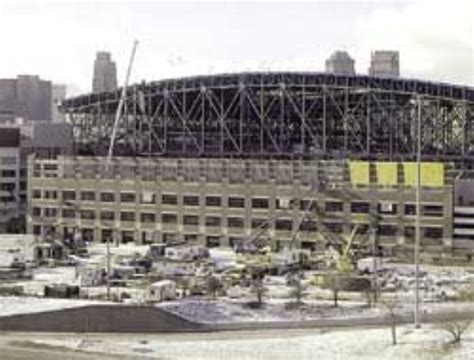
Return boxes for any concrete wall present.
[0,305,205,332]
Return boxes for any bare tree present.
[325,274,342,308]
[251,277,267,308]
[440,320,472,344]
[379,295,400,346]
[289,276,305,306]
[206,275,222,300]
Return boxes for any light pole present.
[414,95,422,328]
[106,233,111,301]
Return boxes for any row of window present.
[32,190,269,208]
[31,189,445,217]
[31,207,444,238]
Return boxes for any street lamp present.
[414,95,422,328]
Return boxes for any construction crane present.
[104,40,139,300]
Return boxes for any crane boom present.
[107,40,139,161]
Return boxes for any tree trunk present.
[391,321,397,345]
[334,290,338,308]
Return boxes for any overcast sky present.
[0,0,472,95]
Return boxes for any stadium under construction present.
[28,72,474,257]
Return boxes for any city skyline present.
[0,0,472,96]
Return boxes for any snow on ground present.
[0,296,105,317]
[157,298,382,323]
[157,297,474,325]
[32,323,474,360]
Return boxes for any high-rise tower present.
[368,51,400,78]
[92,52,117,93]
[325,51,355,76]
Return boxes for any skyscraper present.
[0,75,52,123]
[92,51,117,93]
[368,51,400,78]
[325,51,355,76]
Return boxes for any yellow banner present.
[349,161,370,185]
[376,162,398,185]
[403,162,444,187]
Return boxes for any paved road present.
[0,335,140,360]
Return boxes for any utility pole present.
[106,234,111,301]
[371,225,378,303]
[414,95,422,328]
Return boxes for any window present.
[44,208,57,217]
[251,198,269,209]
[300,199,317,211]
[140,191,155,204]
[120,211,135,222]
[32,207,41,216]
[324,222,344,233]
[205,196,221,207]
[205,216,221,227]
[424,227,443,239]
[62,191,76,201]
[404,204,417,215]
[251,218,267,229]
[1,156,16,165]
[351,202,370,214]
[183,195,199,206]
[1,170,16,177]
[32,189,41,199]
[206,236,221,247]
[378,224,398,236]
[162,213,178,224]
[120,192,136,203]
[183,215,199,226]
[44,190,57,200]
[378,203,398,215]
[162,194,178,205]
[405,226,415,239]
[100,211,115,221]
[1,183,15,191]
[325,201,344,212]
[141,231,155,244]
[62,209,75,218]
[140,213,156,223]
[80,209,95,220]
[44,164,58,171]
[228,197,245,208]
[300,220,317,232]
[422,205,443,217]
[275,219,293,231]
[100,192,115,202]
[33,225,41,235]
[276,198,293,209]
[184,234,199,242]
[351,223,370,235]
[101,229,113,243]
[229,237,245,248]
[81,191,95,201]
[228,217,244,228]
[163,233,180,245]
[121,231,134,244]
